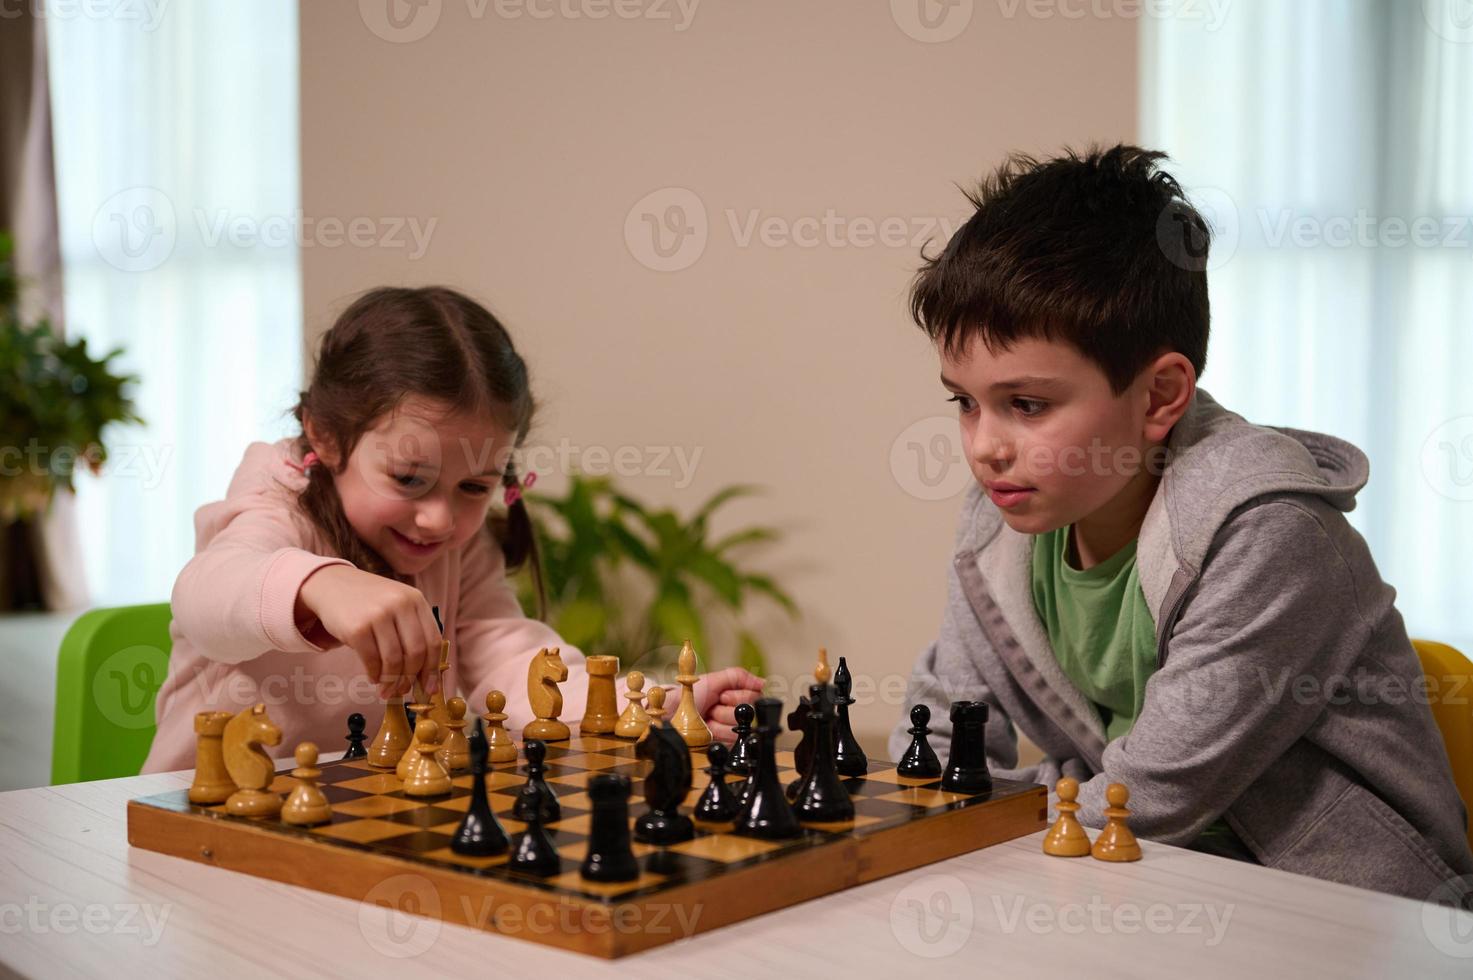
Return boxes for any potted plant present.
[515,475,797,675]
[0,231,142,609]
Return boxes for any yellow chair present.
[1413,639,1473,854]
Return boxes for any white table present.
[2,769,1471,979]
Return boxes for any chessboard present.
[127,732,1046,958]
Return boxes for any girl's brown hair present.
[290,286,544,614]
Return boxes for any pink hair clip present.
[285,450,320,476]
[503,470,537,506]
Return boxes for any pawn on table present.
[282,742,333,826]
[614,670,650,739]
[1091,782,1142,862]
[437,696,470,773]
[403,720,453,797]
[343,712,368,760]
[638,685,667,743]
[725,702,755,775]
[1042,777,1092,857]
[694,743,740,822]
[481,690,518,764]
[897,704,942,778]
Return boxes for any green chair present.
[51,603,172,784]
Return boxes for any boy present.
[888,144,1473,902]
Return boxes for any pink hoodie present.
[142,438,595,773]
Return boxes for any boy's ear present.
[1141,352,1195,443]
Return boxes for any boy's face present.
[315,396,513,576]
[939,336,1185,538]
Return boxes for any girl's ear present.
[303,415,341,468]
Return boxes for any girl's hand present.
[297,564,443,700]
[691,667,765,744]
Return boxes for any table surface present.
[3,766,1472,980]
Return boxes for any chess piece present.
[941,701,992,794]
[223,703,284,818]
[189,710,236,805]
[1042,777,1092,858]
[1091,783,1143,862]
[792,684,854,823]
[403,720,453,797]
[481,690,518,764]
[831,656,868,777]
[512,739,561,823]
[367,697,412,770]
[397,696,435,781]
[282,742,333,826]
[523,647,571,741]
[897,704,942,778]
[580,655,621,735]
[694,742,740,822]
[343,712,368,760]
[787,649,831,798]
[669,639,712,749]
[638,685,667,743]
[436,696,470,773]
[733,697,802,839]
[634,723,695,844]
[451,719,509,857]
[509,805,562,877]
[614,670,651,739]
[581,773,640,882]
[726,701,755,775]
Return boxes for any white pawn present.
[614,670,651,739]
[282,742,332,826]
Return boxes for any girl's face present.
[319,396,516,576]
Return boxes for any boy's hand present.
[690,667,765,744]
[297,565,442,700]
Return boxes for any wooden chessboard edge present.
[857,783,1048,882]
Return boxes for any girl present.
[143,286,762,772]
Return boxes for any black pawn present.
[733,732,759,808]
[581,774,639,882]
[726,702,755,775]
[344,712,367,760]
[941,701,993,794]
[792,684,854,823]
[509,807,561,877]
[451,718,509,856]
[634,724,695,845]
[733,697,802,839]
[512,739,561,823]
[832,657,868,777]
[897,704,942,778]
[694,743,740,822]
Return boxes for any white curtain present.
[46,0,302,606]
[1142,1,1473,652]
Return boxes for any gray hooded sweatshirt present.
[888,388,1473,902]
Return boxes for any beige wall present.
[300,0,1137,746]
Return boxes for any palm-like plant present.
[515,476,797,674]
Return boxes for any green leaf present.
[691,483,762,531]
[742,573,799,617]
[651,593,706,659]
[687,551,742,607]
[553,598,607,650]
[737,630,768,677]
[711,526,780,554]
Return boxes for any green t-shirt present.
[1030,524,1157,742]
[1030,524,1247,855]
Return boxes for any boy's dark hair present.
[910,144,1210,394]
[290,286,545,614]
